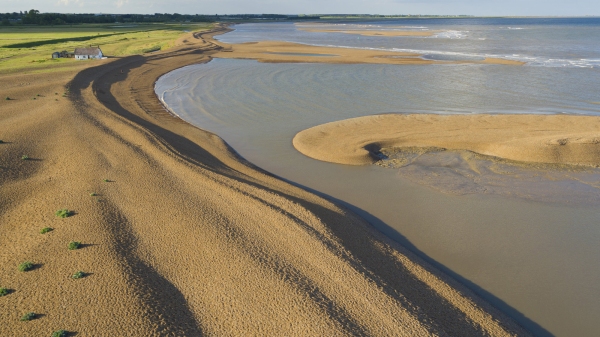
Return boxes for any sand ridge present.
[1,25,530,335]
[298,28,438,37]
[213,40,525,66]
[293,113,600,167]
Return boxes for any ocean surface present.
[156,18,600,336]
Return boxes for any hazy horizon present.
[2,0,599,17]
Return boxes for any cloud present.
[56,0,82,6]
[115,0,129,8]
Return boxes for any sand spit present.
[213,40,525,66]
[1,26,529,336]
[293,114,600,167]
[298,28,438,37]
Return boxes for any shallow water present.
[157,20,600,336]
[218,19,600,68]
[376,147,600,205]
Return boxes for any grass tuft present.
[89,192,97,196]
[40,227,53,234]
[72,271,85,279]
[5,97,10,100]
[20,312,36,321]
[103,179,110,182]
[21,155,29,160]
[18,261,34,272]
[55,209,72,218]
[0,140,4,143]
[0,287,9,296]
[51,330,67,337]
[67,241,81,250]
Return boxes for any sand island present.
[293,113,600,167]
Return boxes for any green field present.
[0,23,213,73]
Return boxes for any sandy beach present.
[0,26,532,336]
[293,114,600,167]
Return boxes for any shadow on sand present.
[68,41,551,336]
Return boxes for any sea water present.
[156,18,600,336]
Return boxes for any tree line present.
[1,10,320,26]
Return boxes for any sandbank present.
[0,26,530,336]
[293,114,600,167]
[298,28,438,37]
[213,40,525,66]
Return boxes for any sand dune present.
[0,26,530,335]
[293,114,600,167]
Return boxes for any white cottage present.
[74,47,103,60]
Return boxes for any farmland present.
[0,22,213,73]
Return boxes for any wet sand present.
[213,40,526,65]
[298,28,438,37]
[294,113,600,167]
[0,26,530,336]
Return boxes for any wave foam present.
[312,43,599,68]
[430,30,468,39]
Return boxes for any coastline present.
[0,26,531,335]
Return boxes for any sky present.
[2,0,599,17]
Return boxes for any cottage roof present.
[74,47,102,55]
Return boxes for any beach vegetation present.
[67,241,81,250]
[55,209,72,218]
[51,330,67,337]
[72,271,85,279]
[20,312,36,321]
[103,179,110,182]
[0,287,9,296]
[18,261,34,272]
[5,97,10,100]
[90,192,97,196]
[0,140,4,143]
[21,155,29,160]
[40,227,54,234]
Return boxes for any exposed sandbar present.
[214,40,525,66]
[293,114,600,167]
[299,28,438,37]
